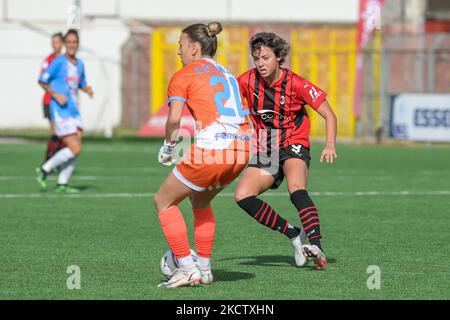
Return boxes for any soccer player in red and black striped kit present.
[234,32,337,269]
[40,32,65,162]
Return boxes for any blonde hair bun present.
[207,22,223,37]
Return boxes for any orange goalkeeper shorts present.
[173,144,250,192]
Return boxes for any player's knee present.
[234,188,256,203]
[153,192,165,212]
[288,184,307,195]
[68,144,81,155]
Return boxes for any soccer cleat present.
[291,228,308,267]
[198,265,214,285]
[302,244,327,270]
[55,185,80,193]
[158,266,201,288]
[35,167,48,189]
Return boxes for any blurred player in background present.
[154,22,251,288]
[235,32,337,269]
[40,32,65,163]
[36,29,94,193]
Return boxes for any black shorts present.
[247,144,311,189]
[43,104,51,119]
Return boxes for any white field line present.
[3,169,447,181]
[1,190,450,199]
[0,176,99,181]
[0,146,154,154]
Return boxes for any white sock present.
[177,255,195,270]
[197,256,211,269]
[42,148,75,173]
[57,156,78,185]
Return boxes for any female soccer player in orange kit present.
[154,22,251,288]
[235,32,337,269]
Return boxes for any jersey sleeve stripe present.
[168,96,187,103]
[39,72,50,83]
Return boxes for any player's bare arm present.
[316,99,337,164]
[157,99,184,166]
[165,100,184,144]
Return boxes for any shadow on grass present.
[37,185,95,193]
[158,269,255,285]
[73,185,94,191]
[212,269,256,282]
[217,255,337,269]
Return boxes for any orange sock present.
[158,206,191,259]
[193,206,216,258]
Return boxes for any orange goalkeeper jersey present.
[167,58,250,149]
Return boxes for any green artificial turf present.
[1,140,449,299]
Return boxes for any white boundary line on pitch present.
[1,190,450,199]
[0,176,99,181]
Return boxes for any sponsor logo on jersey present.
[214,132,251,141]
[257,109,291,121]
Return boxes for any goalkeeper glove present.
[158,141,177,166]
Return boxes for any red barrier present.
[138,102,195,137]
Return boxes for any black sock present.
[45,135,60,161]
[290,189,323,252]
[237,196,300,239]
[55,136,65,151]
[40,166,49,177]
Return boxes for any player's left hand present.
[158,141,176,166]
[320,143,337,164]
[85,86,94,98]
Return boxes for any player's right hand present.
[320,143,337,164]
[158,141,176,166]
[54,93,67,106]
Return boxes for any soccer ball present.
[160,249,197,279]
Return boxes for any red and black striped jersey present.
[238,67,327,150]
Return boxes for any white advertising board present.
[391,94,450,142]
